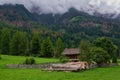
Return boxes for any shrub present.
[23,57,36,65]
[112,54,117,63]
[90,47,110,66]
[59,55,69,63]
[0,53,1,60]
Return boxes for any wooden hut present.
[62,48,80,62]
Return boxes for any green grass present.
[0,55,58,68]
[0,55,120,80]
[70,16,88,22]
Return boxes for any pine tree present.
[19,32,29,55]
[10,31,28,55]
[31,32,40,56]
[55,38,64,58]
[10,31,21,55]
[41,37,54,57]
[1,28,10,54]
[79,40,91,62]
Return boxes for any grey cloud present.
[0,0,120,16]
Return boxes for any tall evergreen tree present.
[31,32,40,56]
[79,40,91,62]
[19,32,29,55]
[10,31,28,55]
[10,31,21,55]
[41,37,54,57]
[1,28,10,54]
[55,38,64,58]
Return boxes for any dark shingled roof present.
[62,48,80,55]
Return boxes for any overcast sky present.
[0,0,120,16]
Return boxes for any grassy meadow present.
[0,55,120,80]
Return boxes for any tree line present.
[0,28,118,65]
[0,28,64,58]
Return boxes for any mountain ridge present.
[0,4,120,48]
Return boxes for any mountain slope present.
[0,4,120,47]
[0,4,39,26]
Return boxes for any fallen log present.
[45,62,89,71]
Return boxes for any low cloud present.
[0,0,120,17]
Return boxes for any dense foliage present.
[1,4,120,49]
[79,40,91,62]
[94,37,118,63]
[90,47,110,66]
[59,55,69,63]
[23,57,36,65]
[79,37,118,65]
[1,28,10,54]
[31,32,41,56]
[10,31,28,55]
[41,37,54,57]
[0,4,120,59]
[55,38,64,58]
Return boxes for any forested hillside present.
[0,4,120,48]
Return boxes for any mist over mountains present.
[0,2,120,48]
[0,0,120,18]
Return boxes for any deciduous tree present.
[94,37,118,63]
[90,47,110,66]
